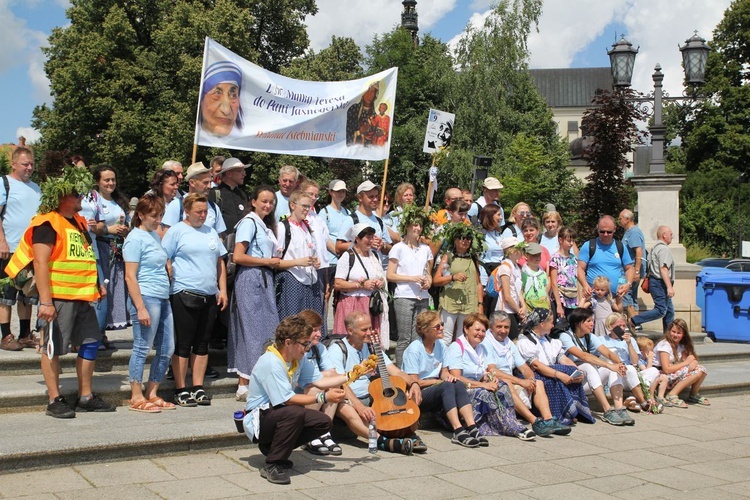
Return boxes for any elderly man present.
[577,215,634,300]
[0,147,42,351]
[6,167,113,417]
[467,177,504,227]
[274,164,300,221]
[208,157,250,233]
[619,209,647,325]
[432,187,463,226]
[162,160,185,198]
[327,311,423,455]
[631,225,675,333]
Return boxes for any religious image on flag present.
[194,37,398,161]
[422,108,454,154]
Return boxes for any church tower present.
[401,0,419,46]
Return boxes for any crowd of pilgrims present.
[76,158,709,484]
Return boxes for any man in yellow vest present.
[6,167,114,418]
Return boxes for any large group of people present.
[0,149,711,486]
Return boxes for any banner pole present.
[379,158,390,215]
[191,144,198,165]
[424,154,436,210]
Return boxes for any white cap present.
[500,236,520,250]
[357,180,381,194]
[483,177,503,190]
[328,179,347,191]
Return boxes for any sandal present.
[381,437,413,455]
[304,439,331,456]
[451,429,480,448]
[666,395,688,408]
[148,396,177,410]
[468,427,490,447]
[516,428,537,441]
[173,390,198,407]
[624,396,641,413]
[129,400,161,413]
[655,396,673,408]
[409,434,428,453]
[190,387,212,406]
[321,435,342,456]
[687,394,710,406]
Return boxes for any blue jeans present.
[128,296,175,384]
[94,262,108,332]
[632,277,674,332]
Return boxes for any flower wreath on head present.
[397,203,436,240]
[439,222,487,260]
[39,166,95,214]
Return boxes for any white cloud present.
[0,0,30,73]
[27,31,52,104]
[305,0,456,51]
[15,126,41,144]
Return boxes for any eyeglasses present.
[431,322,445,330]
[457,236,472,241]
[296,204,312,210]
[518,211,531,216]
[297,340,312,350]
[598,230,614,234]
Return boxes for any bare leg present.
[336,403,369,438]
[510,386,538,423]
[458,404,476,427]
[171,354,189,390]
[630,384,647,404]
[41,355,61,400]
[76,357,95,396]
[190,353,208,387]
[130,381,145,403]
[591,386,612,412]
[17,302,31,321]
[610,383,624,409]
[669,371,705,397]
[144,381,160,400]
[531,381,553,420]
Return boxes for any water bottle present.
[442,261,452,289]
[368,420,378,454]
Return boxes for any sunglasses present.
[598,230,614,234]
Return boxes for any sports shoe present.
[531,418,555,437]
[601,408,626,426]
[516,428,536,441]
[75,393,115,412]
[550,417,572,435]
[617,408,635,426]
[205,366,219,379]
[260,463,291,485]
[16,334,39,349]
[46,396,75,418]
[1,334,23,351]
[235,386,248,402]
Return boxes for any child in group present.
[581,275,622,336]
[521,242,550,311]
[548,226,579,320]
[653,319,709,408]
[636,336,668,411]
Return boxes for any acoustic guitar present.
[368,330,420,438]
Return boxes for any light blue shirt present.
[328,338,390,399]
[235,213,275,258]
[122,228,170,299]
[162,197,226,234]
[578,239,634,295]
[274,191,289,222]
[320,205,350,265]
[600,335,639,365]
[445,337,491,381]
[161,222,227,295]
[339,209,392,268]
[0,176,41,251]
[402,339,445,379]
[622,226,647,271]
[559,330,604,365]
[482,335,525,375]
[78,191,102,259]
[99,196,129,229]
[466,196,504,226]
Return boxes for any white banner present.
[194,38,397,161]
[422,108,454,154]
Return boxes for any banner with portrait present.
[422,108,454,154]
[194,38,397,161]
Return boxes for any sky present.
[0,0,731,146]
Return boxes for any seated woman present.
[243,316,348,485]
[402,310,486,448]
[601,313,657,413]
[445,312,537,441]
[516,309,595,426]
[654,318,709,407]
[558,308,633,426]
[483,311,571,436]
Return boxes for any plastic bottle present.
[368,420,378,454]
[442,261,452,289]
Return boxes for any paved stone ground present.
[2,394,750,499]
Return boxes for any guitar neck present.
[370,331,392,391]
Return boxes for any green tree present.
[576,88,647,237]
[32,0,316,194]
[668,0,750,256]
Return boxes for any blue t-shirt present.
[162,197,226,234]
[0,176,41,251]
[559,330,604,365]
[235,213,275,258]
[482,335,525,375]
[578,239,633,295]
[161,222,227,295]
[122,228,170,299]
[445,337,492,381]
[99,196,129,228]
[274,191,290,222]
[328,338,390,399]
[78,191,103,259]
[402,339,445,379]
[600,335,639,365]
[339,209,392,268]
[467,196,504,226]
[479,229,505,285]
[320,205,349,265]
[622,226,646,272]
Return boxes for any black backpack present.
[588,238,625,264]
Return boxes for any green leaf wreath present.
[39,166,95,214]
[438,222,488,259]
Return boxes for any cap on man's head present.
[185,162,210,182]
[220,157,249,174]
[329,179,347,191]
[525,242,543,255]
[483,177,503,190]
[357,180,381,194]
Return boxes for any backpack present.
[331,249,357,309]
[177,196,219,224]
[351,211,384,233]
[500,222,518,238]
[0,175,9,221]
[588,238,625,264]
[277,217,296,259]
[321,337,349,367]
[485,261,511,299]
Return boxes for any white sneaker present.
[235,386,248,402]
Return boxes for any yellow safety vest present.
[5,211,100,302]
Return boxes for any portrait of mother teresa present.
[199,61,244,137]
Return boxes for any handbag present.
[369,290,384,316]
[640,277,650,294]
